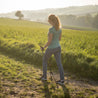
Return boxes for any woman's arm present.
[59,31,62,41]
[44,33,53,49]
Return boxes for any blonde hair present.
[48,14,61,31]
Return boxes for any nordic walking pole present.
[40,45,44,79]
[40,46,59,88]
[48,58,59,89]
[40,46,44,53]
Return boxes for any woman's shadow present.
[42,81,51,98]
[61,84,71,98]
[42,80,70,98]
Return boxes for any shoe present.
[41,77,47,81]
[56,80,64,85]
[40,76,47,81]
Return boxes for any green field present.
[0,18,98,81]
[0,18,98,97]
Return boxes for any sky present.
[0,0,98,13]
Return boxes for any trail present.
[53,72,98,98]
[0,52,98,98]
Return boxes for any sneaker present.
[56,80,64,85]
[41,77,47,81]
[40,76,47,81]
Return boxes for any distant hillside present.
[0,5,98,22]
[35,5,98,16]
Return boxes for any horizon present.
[0,0,98,14]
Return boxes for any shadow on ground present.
[42,81,70,98]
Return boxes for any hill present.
[0,5,98,22]
[0,18,98,98]
[0,18,98,80]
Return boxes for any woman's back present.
[48,26,61,49]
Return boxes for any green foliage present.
[59,13,98,29]
[93,14,98,28]
[0,18,98,80]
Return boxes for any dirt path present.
[52,72,98,98]
[0,52,98,98]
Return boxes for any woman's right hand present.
[40,46,44,51]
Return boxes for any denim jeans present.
[43,46,64,80]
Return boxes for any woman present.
[41,14,64,84]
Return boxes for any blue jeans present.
[43,46,64,80]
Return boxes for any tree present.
[15,11,24,20]
[92,13,98,28]
[85,14,93,27]
[59,15,76,25]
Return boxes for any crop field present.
[0,18,98,97]
[0,18,98,79]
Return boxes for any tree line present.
[59,14,98,29]
[15,11,98,29]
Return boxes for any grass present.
[0,17,98,97]
[0,18,98,81]
[62,25,98,31]
[0,53,72,97]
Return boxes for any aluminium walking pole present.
[40,46,45,80]
[40,46,44,54]
[48,59,59,89]
[40,46,58,88]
